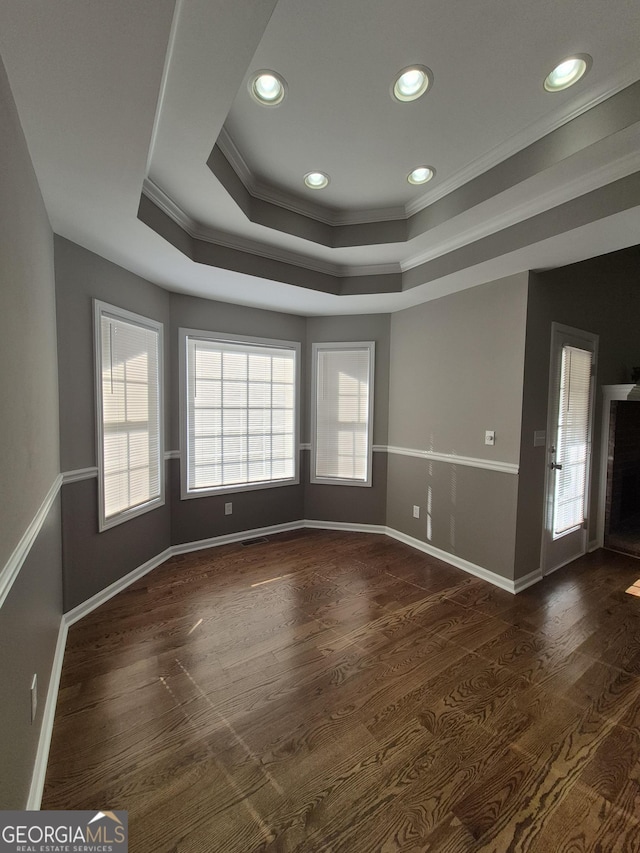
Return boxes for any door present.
[542,324,598,575]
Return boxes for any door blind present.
[553,345,593,537]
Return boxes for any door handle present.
[549,462,563,470]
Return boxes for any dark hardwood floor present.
[43,530,640,851]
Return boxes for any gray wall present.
[304,314,390,525]
[388,274,528,461]
[514,247,640,579]
[387,273,529,579]
[0,54,63,808]
[54,238,172,610]
[168,293,307,452]
[0,502,62,808]
[55,237,172,472]
[303,314,390,444]
[0,59,59,571]
[386,456,520,578]
[54,253,394,568]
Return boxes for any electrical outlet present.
[224,502,233,516]
[30,674,37,724]
[412,505,420,518]
[485,430,495,446]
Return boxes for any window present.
[552,345,593,538]
[94,302,164,530]
[311,342,375,486]
[180,330,300,497]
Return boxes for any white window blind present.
[312,343,374,486]
[184,334,298,494]
[95,303,163,529]
[553,345,593,538]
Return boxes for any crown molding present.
[143,177,335,273]
[217,127,406,227]
[142,178,400,278]
[402,146,640,272]
[143,176,199,233]
[405,58,640,217]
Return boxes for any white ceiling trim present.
[217,127,407,226]
[142,177,401,278]
[402,146,640,272]
[405,55,640,217]
[145,0,184,174]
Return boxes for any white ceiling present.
[1,0,640,315]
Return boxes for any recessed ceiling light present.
[304,171,330,190]
[393,65,432,102]
[407,166,435,185]
[250,70,287,105]
[544,55,591,92]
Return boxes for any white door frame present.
[540,323,599,576]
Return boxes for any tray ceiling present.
[1,0,640,313]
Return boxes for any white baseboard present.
[64,548,173,627]
[304,519,387,535]
[384,527,521,593]
[26,617,68,810]
[171,520,306,556]
[65,518,531,624]
[513,568,544,593]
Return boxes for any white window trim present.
[93,300,165,532]
[179,328,301,500]
[310,341,375,487]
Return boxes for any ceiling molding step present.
[142,178,401,279]
[340,262,401,277]
[209,82,640,254]
[407,81,640,242]
[209,143,407,247]
[143,176,199,235]
[402,146,640,272]
[216,126,254,192]
[143,177,335,273]
[145,0,185,174]
[139,189,403,294]
[217,127,407,227]
[404,170,640,291]
[405,57,640,217]
[142,165,640,298]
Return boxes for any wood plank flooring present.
[42,531,640,851]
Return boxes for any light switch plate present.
[485,430,495,446]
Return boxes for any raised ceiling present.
[1,0,640,314]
